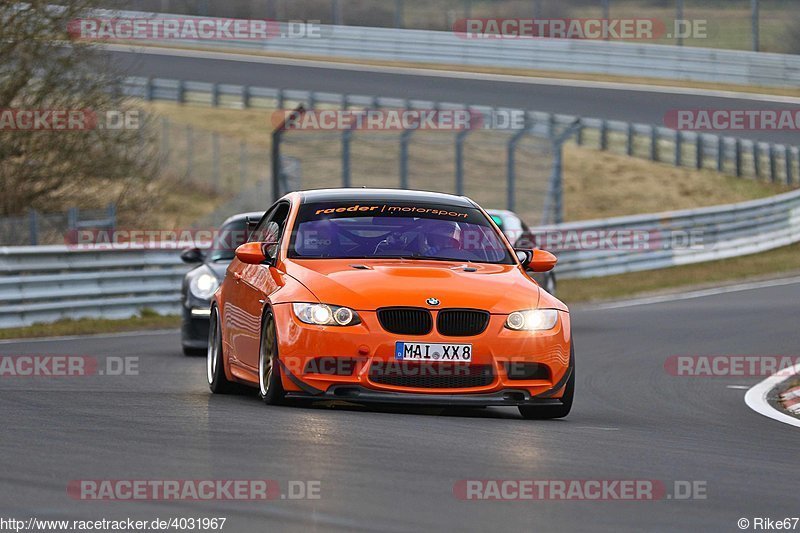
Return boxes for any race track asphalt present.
[1,280,798,532]
[105,47,800,146]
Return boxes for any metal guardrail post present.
[106,203,117,228]
[394,0,404,28]
[277,88,284,110]
[716,136,725,172]
[342,126,353,187]
[506,114,530,212]
[752,0,760,52]
[455,126,472,196]
[271,105,306,201]
[28,210,38,246]
[399,103,414,189]
[695,134,703,169]
[650,126,658,161]
[576,121,584,146]
[176,79,185,104]
[626,123,634,156]
[753,142,761,179]
[599,120,608,151]
[145,77,154,101]
[735,138,743,177]
[786,148,794,185]
[211,83,220,107]
[769,144,777,183]
[242,86,250,108]
[675,131,683,167]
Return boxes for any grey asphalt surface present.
[1,281,798,532]
[106,48,800,146]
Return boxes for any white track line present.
[102,43,800,104]
[744,363,800,428]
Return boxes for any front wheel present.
[207,305,237,394]
[259,311,286,405]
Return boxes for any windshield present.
[209,218,250,262]
[289,201,514,264]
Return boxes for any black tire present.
[519,345,574,420]
[183,346,206,357]
[207,305,238,394]
[259,311,286,405]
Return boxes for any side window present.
[249,202,291,244]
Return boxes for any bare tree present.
[0,0,158,217]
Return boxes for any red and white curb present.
[781,385,800,415]
[745,362,800,428]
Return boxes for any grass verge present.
[0,314,181,341]
[559,241,800,304]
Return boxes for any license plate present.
[394,342,472,362]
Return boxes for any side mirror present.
[235,242,278,265]
[180,247,204,264]
[516,249,557,272]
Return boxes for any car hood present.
[282,259,541,314]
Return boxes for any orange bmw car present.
[208,189,574,419]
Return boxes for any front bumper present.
[286,386,566,406]
[272,303,572,403]
[181,305,210,349]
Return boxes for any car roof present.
[220,211,265,226]
[297,188,476,208]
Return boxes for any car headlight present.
[292,303,361,326]
[189,272,219,300]
[505,309,559,331]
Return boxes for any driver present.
[422,221,461,257]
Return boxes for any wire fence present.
[278,124,557,225]
[126,77,800,208]
[0,205,116,247]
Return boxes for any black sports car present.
[179,211,264,355]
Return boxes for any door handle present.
[232,272,242,282]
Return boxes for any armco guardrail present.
[0,246,189,328]
[3,188,800,328]
[104,9,800,88]
[126,76,799,186]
